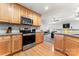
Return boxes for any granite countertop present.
[0,33,22,36]
[55,32,79,38]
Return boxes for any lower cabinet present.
[12,35,22,53]
[64,36,79,56]
[54,34,79,56]
[0,36,11,56]
[0,34,22,56]
[54,34,64,52]
[36,32,44,44]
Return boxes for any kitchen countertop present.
[55,33,79,38]
[23,33,35,36]
[0,33,22,36]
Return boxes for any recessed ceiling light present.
[45,6,48,10]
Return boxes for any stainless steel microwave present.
[21,17,33,25]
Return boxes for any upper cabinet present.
[0,3,41,26]
[0,3,13,23]
[33,12,41,26]
[12,4,21,24]
[33,12,38,26]
[20,6,26,17]
[27,10,33,19]
[37,15,41,26]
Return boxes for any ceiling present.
[20,3,78,15]
[19,3,79,24]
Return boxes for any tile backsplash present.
[0,24,20,34]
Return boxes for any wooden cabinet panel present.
[33,13,38,26]
[0,3,12,23]
[0,3,41,25]
[27,10,33,19]
[37,15,41,26]
[0,36,11,56]
[20,6,26,17]
[54,34,64,52]
[32,12,41,26]
[25,9,28,17]
[64,36,79,56]
[12,35,22,53]
[36,32,44,44]
[64,37,71,55]
[12,4,20,24]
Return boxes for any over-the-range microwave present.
[21,16,33,25]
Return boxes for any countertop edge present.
[0,33,22,36]
[55,33,79,38]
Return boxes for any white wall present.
[39,6,79,34]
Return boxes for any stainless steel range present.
[20,28,36,50]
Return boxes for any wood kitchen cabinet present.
[12,4,21,24]
[0,3,21,24]
[20,6,26,17]
[0,36,11,56]
[12,35,22,53]
[0,3,13,23]
[37,15,41,26]
[33,12,38,26]
[0,3,41,25]
[54,34,64,52]
[36,32,44,44]
[32,12,41,26]
[27,10,33,19]
[64,36,79,56]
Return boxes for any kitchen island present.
[54,33,79,56]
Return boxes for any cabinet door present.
[36,32,44,44]
[33,13,38,26]
[0,36,11,56]
[12,35,22,53]
[70,40,77,56]
[12,4,20,24]
[54,34,64,52]
[27,10,33,19]
[64,37,71,55]
[20,6,26,17]
[37,15,41,26]
[64,37,78,56]
[0,3,12,23]
[76,43,79,56]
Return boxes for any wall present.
[39,5,79,42]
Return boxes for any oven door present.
[22,34,36,50]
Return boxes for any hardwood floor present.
[13,42,65,56]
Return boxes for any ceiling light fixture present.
[45,6,48,10]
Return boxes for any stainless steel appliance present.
[21,16,33,25]
[20,28,36,50]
